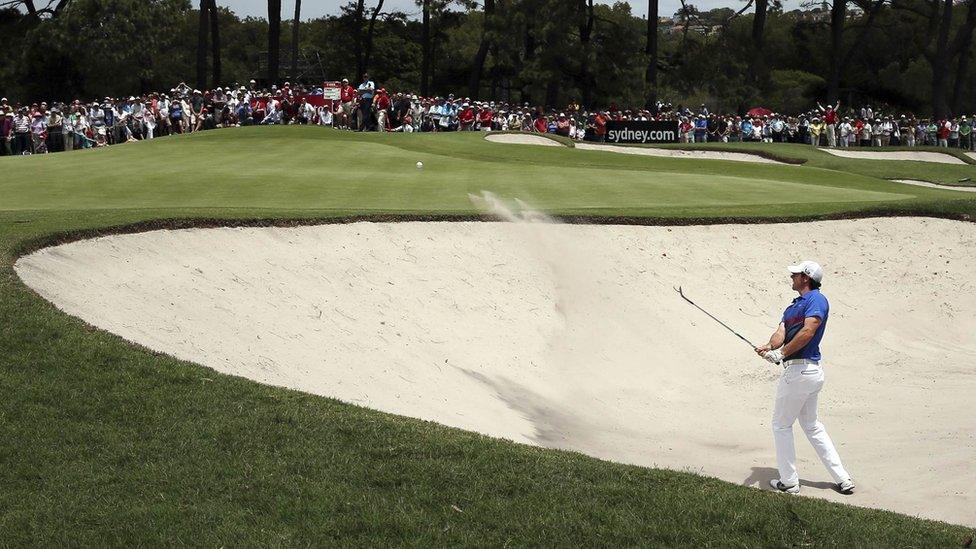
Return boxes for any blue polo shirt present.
[781,289,828,361]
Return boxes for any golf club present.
[674,285,760,349]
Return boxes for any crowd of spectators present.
[4,74,976,155]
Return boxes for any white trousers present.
[772,362,850,486]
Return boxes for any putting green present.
[2,126,975,545]
[0,126,920,212]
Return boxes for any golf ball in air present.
[416,161,424,169]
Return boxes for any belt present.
[782,358,820,368]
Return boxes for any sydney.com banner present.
[605,121,679,144]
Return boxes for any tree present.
[895,0,976,117]
[826,0,885,102]
[291,0,300,79]
[0,0,71,20]
[196,0,209,90]
[421,0,430,95]
[268,0,281,84]
[646,0,658,107]
[209,0,220,86]
[750,0,768,82]
[467,0,495,98]
[363,0,385,72]
[577,0,595,107]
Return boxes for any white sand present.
[485,134,784,164]
[576,143,785,164]
[966,152,976,163]
[485,134,562,146]
[892,179,976,193]
[822,149,968,164]
[15,217,976,526]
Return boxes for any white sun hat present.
[788,260,824,283]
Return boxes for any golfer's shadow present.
[743,467,837,492]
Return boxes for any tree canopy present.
[2,0,976,116]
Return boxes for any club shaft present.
[677,287,757,349]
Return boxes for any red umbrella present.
[747,107,774,118]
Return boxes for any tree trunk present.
[950,0,976,114]
[834,0,884,101]
[268,0,281,85]
[355,0,366,79]
[578,0,595,108]
[931,0,954,118]
[468,0,495,99]
[826,0,846,102]
[545,79,559,109]
[645,0,658,108]
[521,21,536,104]
[209,0,221,86]
[291,0,301,79]
[951,47,971,114]
[750,0,768,83]
[421,0,430,96]
[364,0,386,73]
[196,0,209,90]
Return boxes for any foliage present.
[3,0,976,115]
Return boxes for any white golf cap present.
[788,260,824,283]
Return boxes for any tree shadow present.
[743,466,838,492]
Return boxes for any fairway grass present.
[1,127,975,545]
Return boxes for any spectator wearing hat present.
[956,116,970,149]
[555,113,570,137]
[948,117,960,148]
[0,109,11,156]
[837,118,853,148]
[478,104,493,131]
[11,108,32,155]
[373,88,391,131]
[817,100,840,147]
[458,102,475,131]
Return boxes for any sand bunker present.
[576,143,784,164]
[822,149,967,164]
[485,134,562,146]
[15,217,976,526]
[891,179,976,193]
[485,134,783,164]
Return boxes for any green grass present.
[1,127,974,545]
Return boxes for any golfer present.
[756,260,855,495]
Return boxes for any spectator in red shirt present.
[555,112,570,137]
[373,88,391,131]
[818,100,840,147]
[594,111,608,142]
[533,112,548,133]
[338,78,357,129]
[458,102,476,130]
[478,104,493,130]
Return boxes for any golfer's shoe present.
[838,479,855,495]
[769,479,800,494]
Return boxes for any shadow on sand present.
[743,466,839,492]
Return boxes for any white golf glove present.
[763,349,783,364]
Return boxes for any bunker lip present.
[485,132,788,164]
[12,209,975,260]
[890,179,976,193]
[14,217,976,528]
[821,149,969,164]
